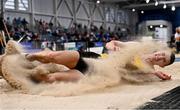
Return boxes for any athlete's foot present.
[46,74,56,83]
[26,51,52,63]
[30,74,49,83]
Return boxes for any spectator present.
[175,27,180,53]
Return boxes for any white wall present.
[34,0,54,14]
[138,20,172,40]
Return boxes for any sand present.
[0,40,179,110]
[0,61,180,110]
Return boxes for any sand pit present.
[0,61,180,110]
[0,40,179,109]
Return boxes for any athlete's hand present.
[153,71,171,80]
[106,42,121,51]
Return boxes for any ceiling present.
[100,0,180,10]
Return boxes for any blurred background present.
[0,0,179,53]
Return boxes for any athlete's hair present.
[168,52,175,65]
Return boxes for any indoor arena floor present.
[0,55,180,110]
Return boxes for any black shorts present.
[74,51,100,74]
[78,51,101,58]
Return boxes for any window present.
[5,0,15,9]
[5,0,29,10]
[117,10,125,24]
[18,0,29,11]
[105,7,115,22]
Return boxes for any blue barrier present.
[175,57,180,62]
[20,42,41,53]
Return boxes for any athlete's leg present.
[31,69,84,83]
[26,50,80,69]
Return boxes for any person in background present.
[175,27,180,53]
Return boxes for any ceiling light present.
[146,0,150,3]
[132,8,135,12]
[163,4,167,9]
[171,5,176,11]
[155,1,158,6]
[141,11,144,14]
[160,25,163,28]
[96,0,100,4]
[150,25,153,28]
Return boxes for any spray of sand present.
[1,40,171,96]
